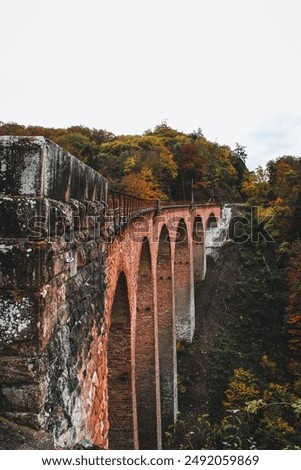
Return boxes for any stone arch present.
[135,238,158,449]
[107,271,134,449]
[193,215,205,283]
[157,225,177,436]
[207,213,218,230]
[174,218,194,341]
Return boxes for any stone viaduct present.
[0,136,221,449]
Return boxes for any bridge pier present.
[107,272,135,450]
[157,225,178,436]
[135,240,158,449]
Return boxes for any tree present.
[175,143,206,200]
[231,143,248,190]
[224,368,260,409]
[286,241,301,359]
[241,167,271,205]
[291,190,301,241]
[98,134,178,197]
[267,157,299,204]
[120,167,165,199]
[202,143,237,202]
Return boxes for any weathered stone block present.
[0,136,108,203]
[0,240,50,288]
[47,200,75,240]
[0,356,44,384]
[44,143,71,201]
[0,383,45,413]
[0,137,44,196]
[0,415,54,447]
[69,157,87,201]
[44,141,108,203]
[0,291,38,351]
[0,197,47,239]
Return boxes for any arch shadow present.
[107,272,134,449]
[174,219,194,341]
[135,238,158,449]
[157,225,177,436]
[193,215,205,283]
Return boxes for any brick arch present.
[207,212,218,230]
[135,238,158,449]
[174,218,193,341]
[193,215,205,283]
[157,224,177,436]
[107,271,134,449]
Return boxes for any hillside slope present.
[172,238,298,449]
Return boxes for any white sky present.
[1,0,301,169]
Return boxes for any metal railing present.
[106,190,158,234]
[105,190,220,235]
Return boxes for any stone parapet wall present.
[0,137,108,448]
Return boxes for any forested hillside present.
[0,122,247,202]
[171,157,301,450]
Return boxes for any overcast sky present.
[1,0,301,169]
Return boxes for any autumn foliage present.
[0,121,247,202]
[286,241,301,359]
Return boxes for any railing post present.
[190,183,195,211]
[155,200,161,215]
[112,191,117,234]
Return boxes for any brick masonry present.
[104,206,221,449]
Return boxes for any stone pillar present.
[135,241,158,449]
[156,226,177,437]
